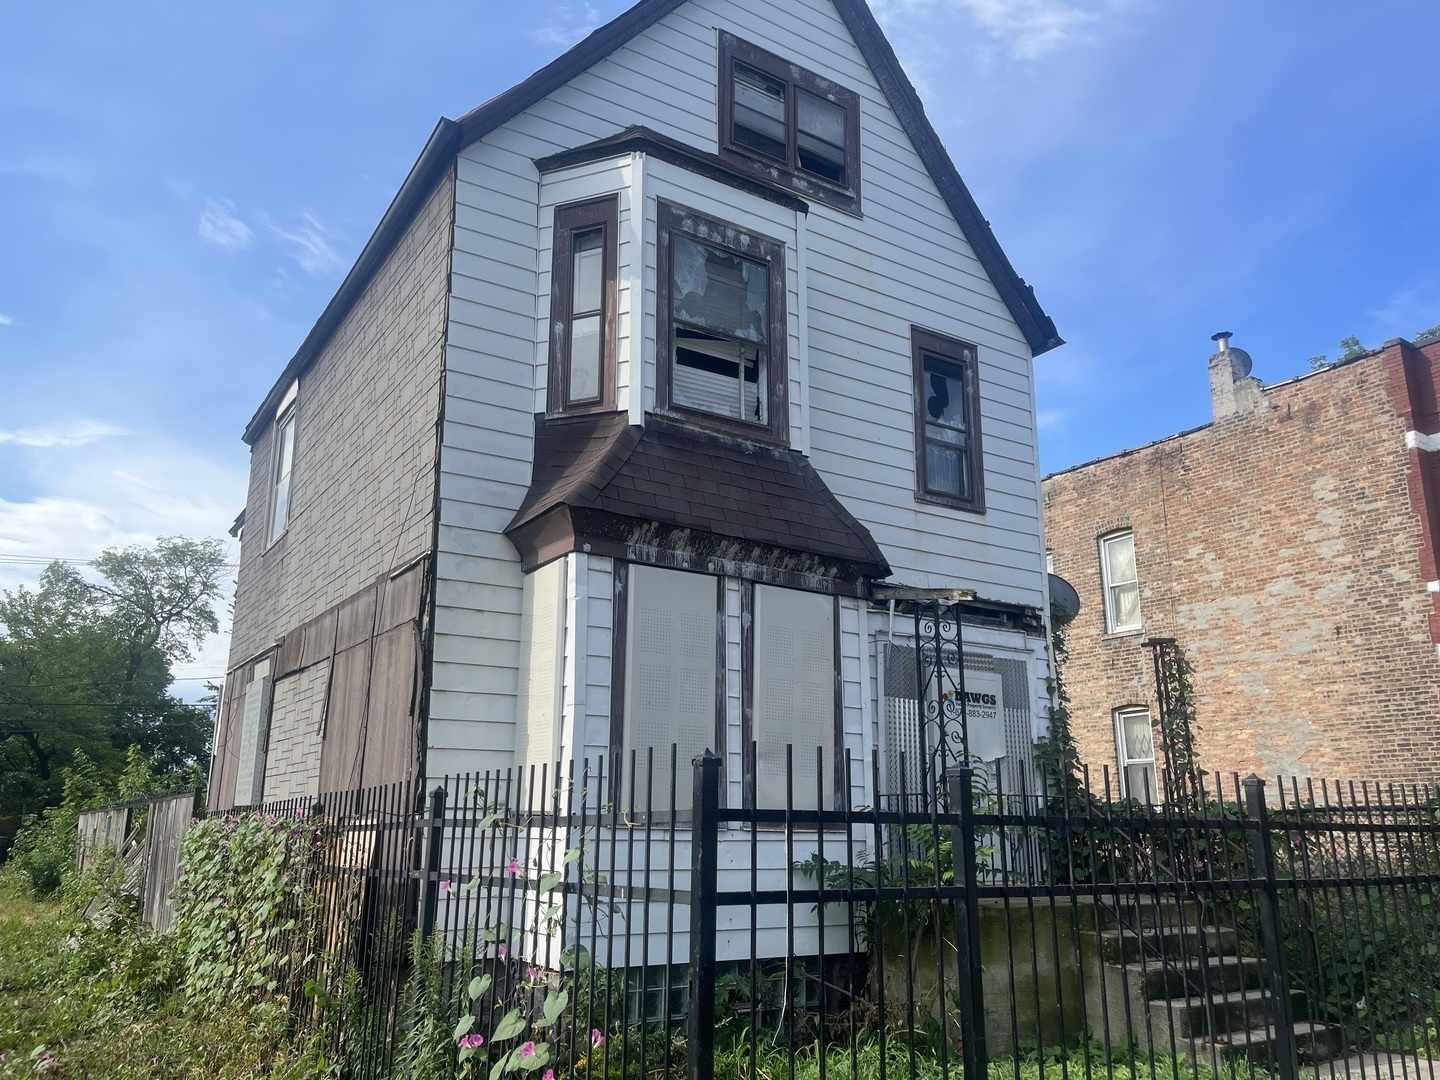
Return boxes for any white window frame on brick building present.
[1114,705,1157,803]
[1099,530,1140,633]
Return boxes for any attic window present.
[718,32,861,214]
[657,201,789,442]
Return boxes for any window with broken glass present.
[719,32,861,213]
[912,328,985,512]
[657,201,788,441]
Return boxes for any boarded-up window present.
[515,558,566,792]
[623,566,717,815]
[753,585,835,810]
[233,661,272,806]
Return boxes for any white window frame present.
[1099,531,1140,633]
[1114,705,1157,803]
[268,382,299,545]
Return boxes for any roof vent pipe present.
[1212,330,1233,353]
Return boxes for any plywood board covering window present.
[516,558,566,787]
[753,585,835,810]
[623,565,717,815]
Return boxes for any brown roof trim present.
[241,118,462,444]
[828,0,1062,357]
[535,126,810,214]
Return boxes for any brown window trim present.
[912,326,986,514]
[547,196,619,415]
[718,31,862,216]
[656,200,790,444]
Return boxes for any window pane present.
[1126,762,1157,804]
[1111,581,1140,628]
[270,414,295,542]
[672,234,767,343]
[571,228,604,314]
[673,330,765,422]
[569,314,601,401]
[923,364,967,432]
[797,91,846,183]
[925,441,967,497]
[1104,534,1136,584]
[733,63,786,160]
[1121,711,1153,759]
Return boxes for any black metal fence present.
[222,754,1440,1080]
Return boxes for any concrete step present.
[1099,925,1242,965]
[1202,1021,1347,1065]
[1150,987,1308,1039]
[1116,955,1266,1000]
[1094,897,1201,931]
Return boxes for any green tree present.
[1414,324,1440,345]
[0,537,227,819]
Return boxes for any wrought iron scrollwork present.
[913,600,969,796]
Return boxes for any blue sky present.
[2,0,1439,681]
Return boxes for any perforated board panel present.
[515,559,565,789]
[624,566,717,814]
[754,586,835,810]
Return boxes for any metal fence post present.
[947,767,988,1080]
[1243,775,1299,1080]
[687,751,721,1080]
[419,785,447,939]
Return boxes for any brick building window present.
[1115,706,1156,802]
[1099,531,1140,633]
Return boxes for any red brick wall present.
[1042,341,1440,786]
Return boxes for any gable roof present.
[243,0,1061,443]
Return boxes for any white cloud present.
[270,212,343,276]
[0,435,245,690]
[1036,409,1065,431]
[531,4,601,49]
[0,313,12,326]
[198,198,253,250]
[873,0,1120,65]
[0,420,130,448]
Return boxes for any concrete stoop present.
[1085,897,1345,1068]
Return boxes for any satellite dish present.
[1048,573,1081,622]
[1229,347,1253,379]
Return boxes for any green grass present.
[0,893,332,1079]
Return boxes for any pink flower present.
[505,859,519,875]
[591,1028,605,1048]
[458,1033,485,1048]
[520,1042,536,1058]
[497,945,507,958]
[543,1070,555,1080]
[440,880,453,893]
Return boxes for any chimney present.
[1208,330,1265,420]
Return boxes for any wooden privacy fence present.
[74,788,202,931]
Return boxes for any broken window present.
[658,202,788,441]
[912,328,985,512]
[719,32,861,213]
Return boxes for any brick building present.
[1042,333,1440,788]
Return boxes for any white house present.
[210,0,1062,871]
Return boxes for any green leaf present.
[492,1008,526,1041]
[516,1045,551,1071]
[468,973,493,1001]
[453,1014,475,1041]
[538,872,562,892]
[533,989,568,1029]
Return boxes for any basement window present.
[719,32,861,213]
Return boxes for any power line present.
[0,554,239,570]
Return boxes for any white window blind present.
[624,566,717,814]
[753,585,835,810]
[515,558,566,794]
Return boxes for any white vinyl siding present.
[1101,531,1140,633]
[624,565,717,814]
[514,558,566,785]
[753,585,835,810]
